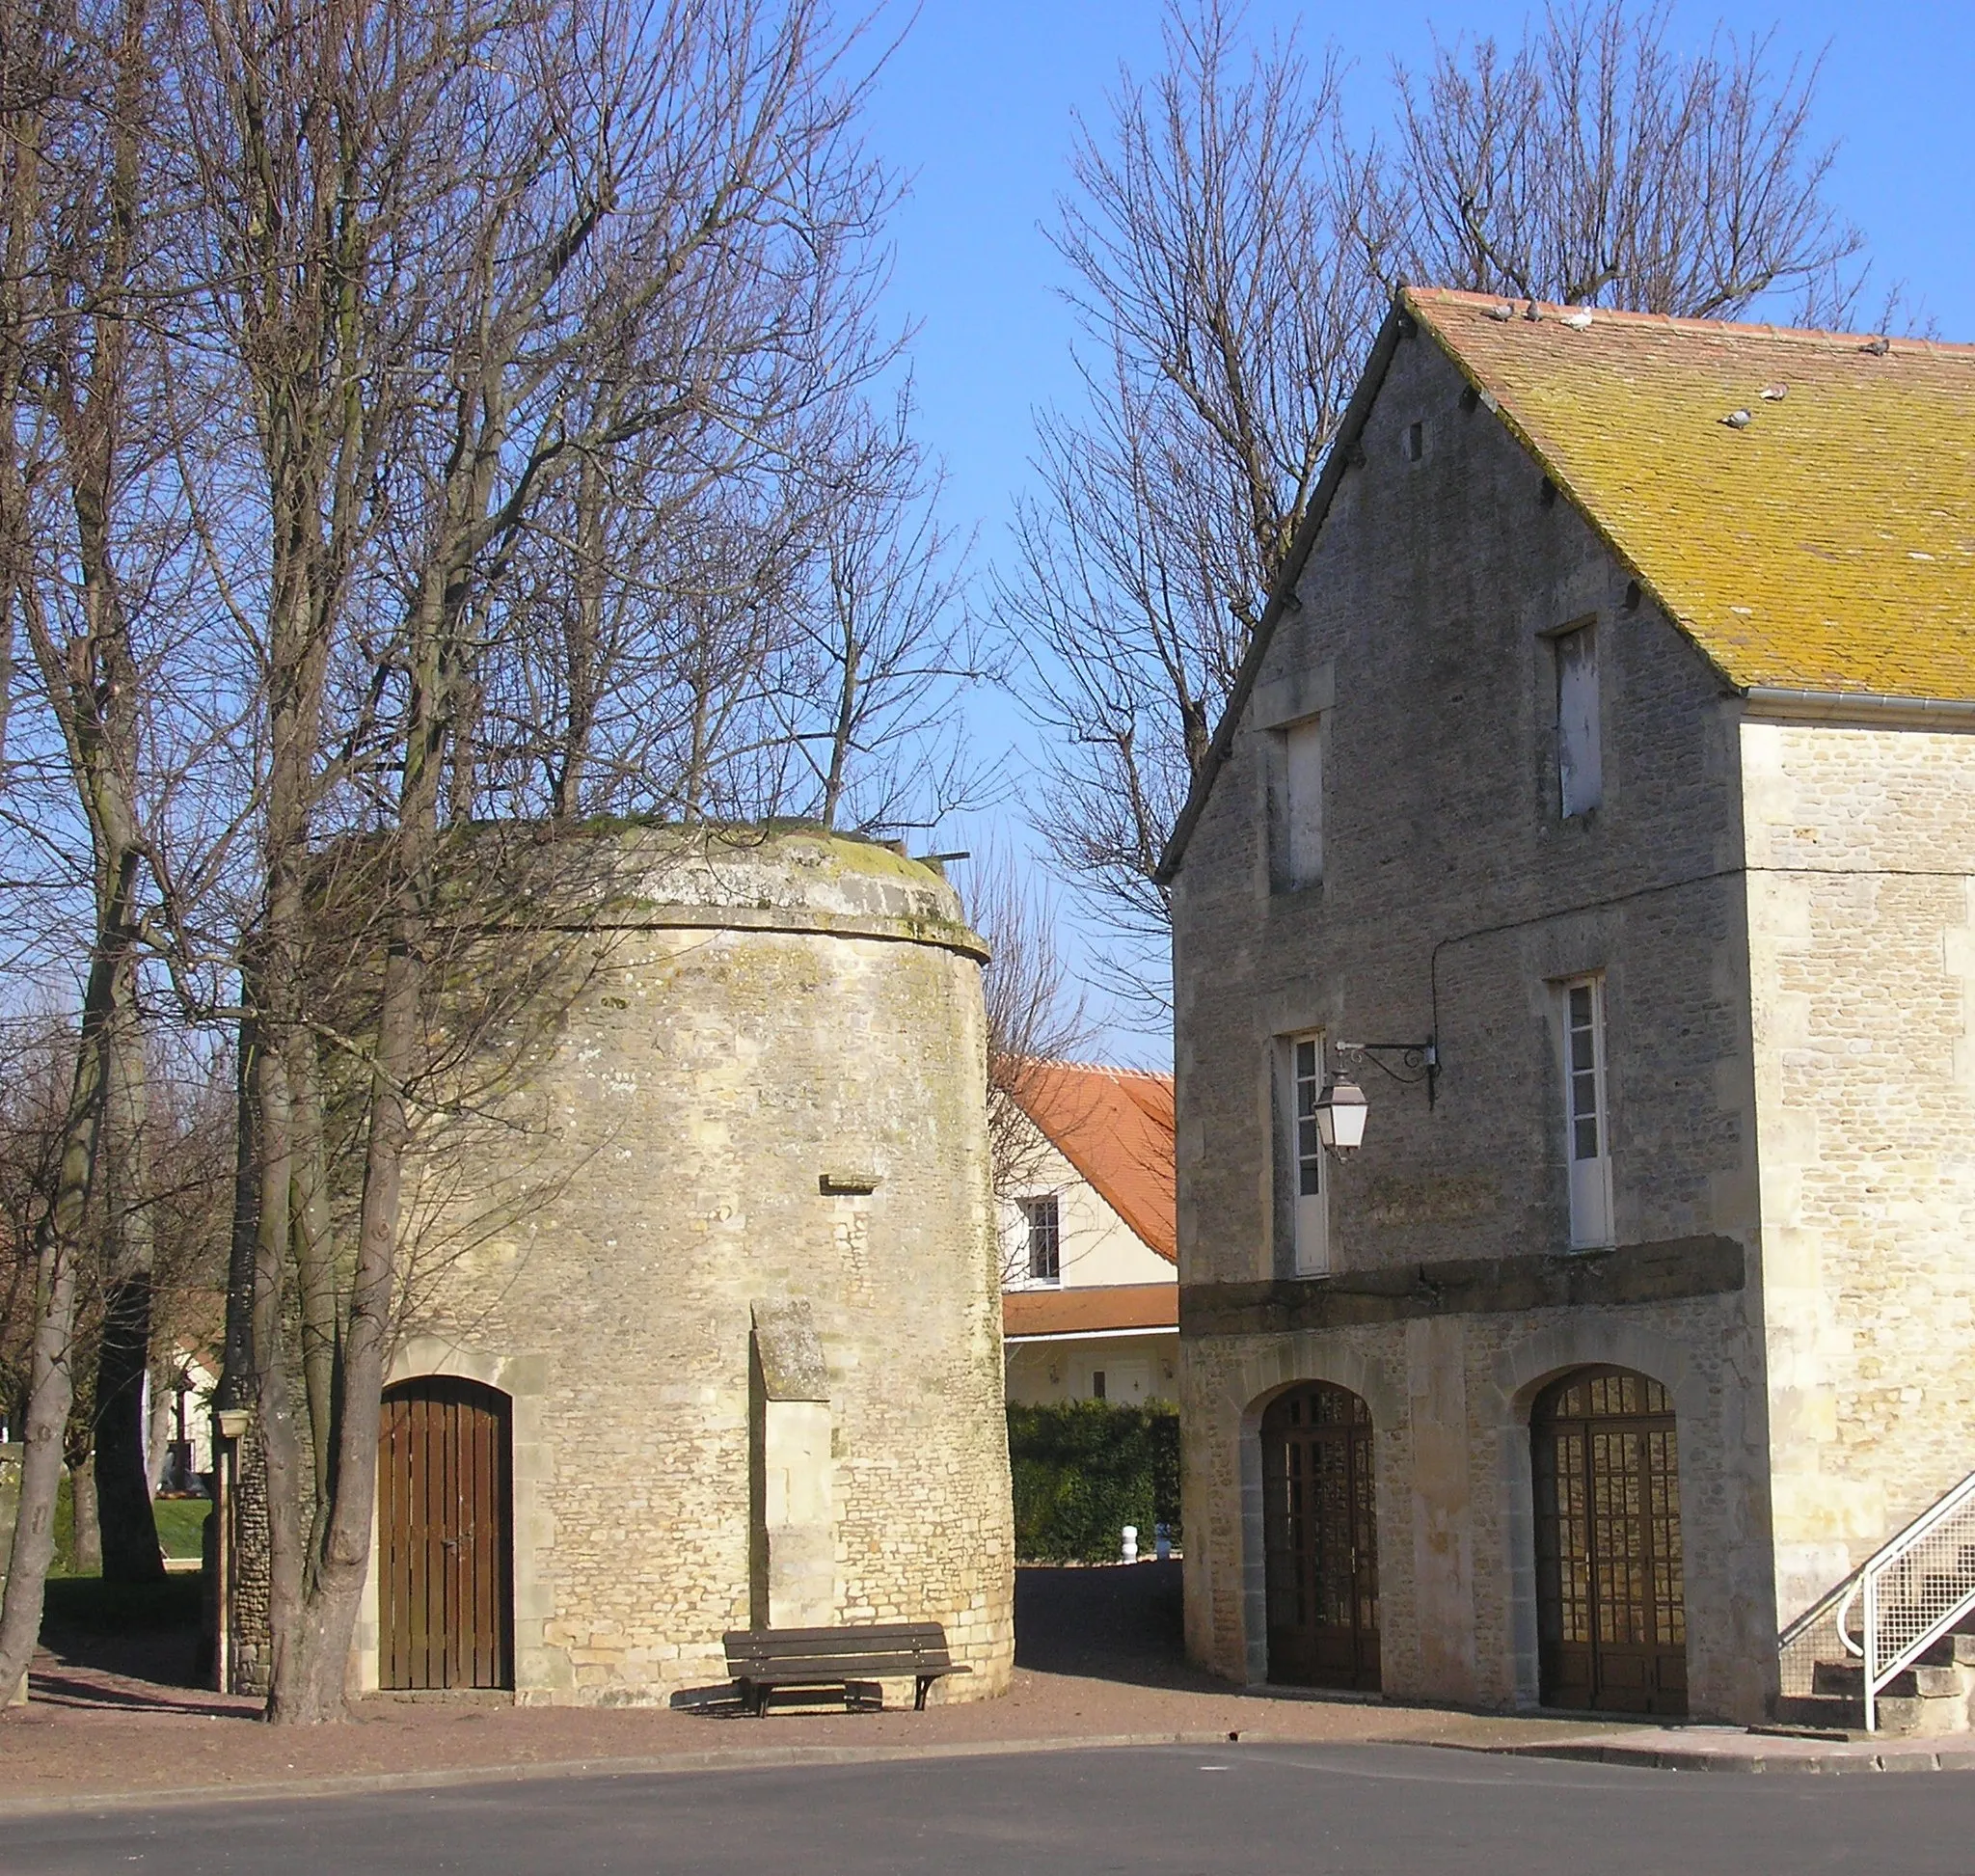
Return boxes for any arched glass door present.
[1261,1382,1378,1689]
[1532,1366,1686,1714]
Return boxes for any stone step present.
[1774,1692,1865,1730]
[1800,1656,1973,1735]
[1812,1657,1971,1699]
[1777,1688,1961,1735]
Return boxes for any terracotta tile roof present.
[1015,1061,1177,1264]
[1002,1283,1178,1340]
[1404,285,1975,699]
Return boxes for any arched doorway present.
[379,1376,513,1691]
[1260,1382,1378,1689]
[1531,1366,1686,1715]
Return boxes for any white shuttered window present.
[1282,716,1324,886]
[1556,625,1602,817]
[1561,977,1613,1248]
[1290,1035,1329,1274]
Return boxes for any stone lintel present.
[1180,1234,1745,1337]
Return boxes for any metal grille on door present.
[1532,1366,1687,1715]
[1260,1382,1379,1690]
[379,1377,514,1691]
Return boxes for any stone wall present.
[348,829,1014,1704]
[1180,1288,1772,1719]
[1171,319,1777,1719]
[1744,719,1975,1620]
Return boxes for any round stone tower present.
[354,827,1014,1705]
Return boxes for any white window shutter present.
[1284,718,1324,884]
[1557,627,1602,817]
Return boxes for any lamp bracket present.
[1334,1039,1438,1106]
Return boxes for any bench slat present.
[724,1623,946,1650]
[727,1642,952,1665]
[728,1654,952,1680]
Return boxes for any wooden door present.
[1532,1366,1687,1715]
[379,1377,513,1691]
[1261,1383,1379,1689]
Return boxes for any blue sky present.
[855,1,1975,1063]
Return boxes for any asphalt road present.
[11,1743,1975,1875]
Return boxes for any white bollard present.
[1154,1523,1172,1562]
[1122,1524,1139,1563]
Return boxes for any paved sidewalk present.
[8,1562,1970,1812]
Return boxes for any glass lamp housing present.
[1313,1076,1368,1156]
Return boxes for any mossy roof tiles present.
[1404,286,1975,699]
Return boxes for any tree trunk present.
[95,959,162,1583]
[94,1278,160,1581]
[0,848,142,1698]
[68,1461,102,1576]
[147,1361,174,1491]
[264,556,448,1726]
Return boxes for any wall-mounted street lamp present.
[1312,1074,1369,1156]
[1315,1039,1439,1156]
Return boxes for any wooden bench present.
[723,1622,968,1715]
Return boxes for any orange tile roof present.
[1403,286,1975,698]
[1014,1061,1177,1264]
[1003,1283,1178,1340]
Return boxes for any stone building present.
[218,828,1015,1705]
[1000,1063,1177,1407]
[1159,287,1975,1724]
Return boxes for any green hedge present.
[1007,1400,1180,1563]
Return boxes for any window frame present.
[1285,1032,1330,1276]
[1557,974,1614,1249]
[1020,1193,1062,1284]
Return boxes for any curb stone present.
[1437,1735,1975,1775]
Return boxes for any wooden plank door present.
[1262,1383,1380,1690]
[379,1377,513,1691]
[1533,1366,1687,1715]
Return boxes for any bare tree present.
[962,842,1091,1229]
[999,0,1871,1018]
[0,0,197,1699]
[169,0,906,1724]
[994,0,1381,1016]
[1368,0,1864,321]
[771,396,989,836]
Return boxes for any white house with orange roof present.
[999,1062,1177,1407]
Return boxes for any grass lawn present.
[45,1473,210,1574]
[152,1497,210,1559]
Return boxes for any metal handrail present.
[1777,1568,1862,1656]
[1823,1467,1975,1731]
[1832,1466,1975,1652]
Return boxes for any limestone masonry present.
[1162,289,1975,1727]
[283,827,1011,1706]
